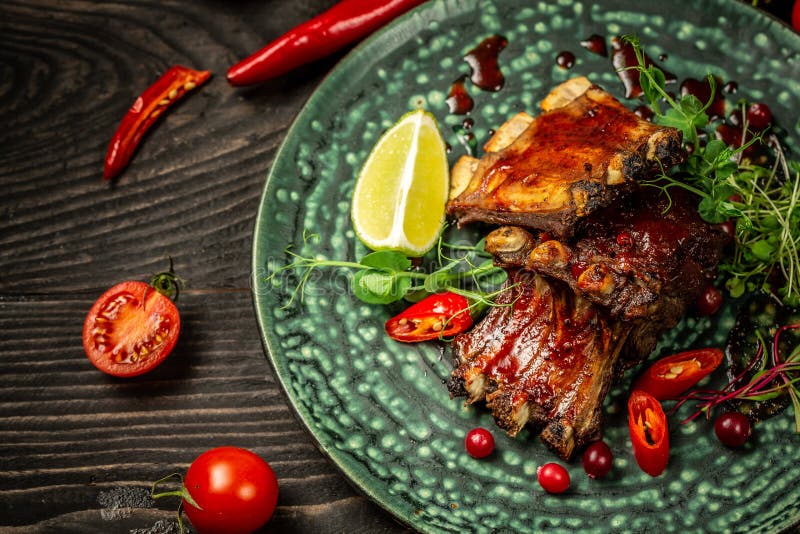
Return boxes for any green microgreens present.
[267,229,508,309]
[622,35,800,307]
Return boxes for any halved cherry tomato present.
[384,291,473,342]
[628,390,669,477]
[82,273,180,377]
[632,348,723,400]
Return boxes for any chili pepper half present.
[628,390,669,477]
[104,65,211,180]
[793,0,800,32]
[632,348,723,400]
[385,291,473,343]
[226,0,426,86]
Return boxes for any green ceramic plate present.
[253,1,800,532]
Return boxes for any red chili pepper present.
[226,0,426,86]
[104,65,211,180]
[385,292,473,343]
[628,390,669,477]
[793,0,800,32]
[632,348,723,400]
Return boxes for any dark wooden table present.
[2,1,797,533]
[0,1,410,531]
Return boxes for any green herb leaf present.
[359,250,412,272]
[749,240,776,262]
[353,270,411,304]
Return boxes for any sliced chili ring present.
[628,389,669,477]
[632,348,723,400]
[384,292,472,343]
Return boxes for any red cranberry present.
[696,285,723,316]
[464,427,494,458]
[582,441,613,479]
[714,412,752,447]
[746,103,772,131]
[718,220,736,239]
[537,463,570,493]
[616,230,634,249]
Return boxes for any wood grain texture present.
[0,1,409,532]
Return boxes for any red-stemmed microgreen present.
[671,323,800,431]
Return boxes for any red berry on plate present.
[582,441,613,479]
[465,427,494,458]
[616,230,634,249]
[537,462,570,493]
[714,412,752,447]
[696,285,723,316]
[746,103,772,131]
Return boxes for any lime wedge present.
[351,109,449,257]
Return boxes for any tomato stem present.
[150,257,185,301]
[151,472,203,534]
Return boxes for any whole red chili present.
[627,390,669,477]
[226,0,426,86]
[384,291,473,343]
[104,65,211,180]
[632,348,723,401]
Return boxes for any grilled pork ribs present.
[446,77,684,237]
[445,78,727,459]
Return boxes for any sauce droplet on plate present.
[446,75,474,115]
[680,77,726,120]
[556,51,576,69]
[611,37,676,99]
[580,34,608,57]
[464,35,508,92]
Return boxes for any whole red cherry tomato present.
[627,390,669,477]
[632,348,723,400]
[183,447,278,534]
[792,0,800,32]
[82,269,182,377]
[152,447,279,534]
[385,291,473,342]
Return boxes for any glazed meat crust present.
[446,78,684,237]
[486,189,727,321]
[448,271,629,459]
